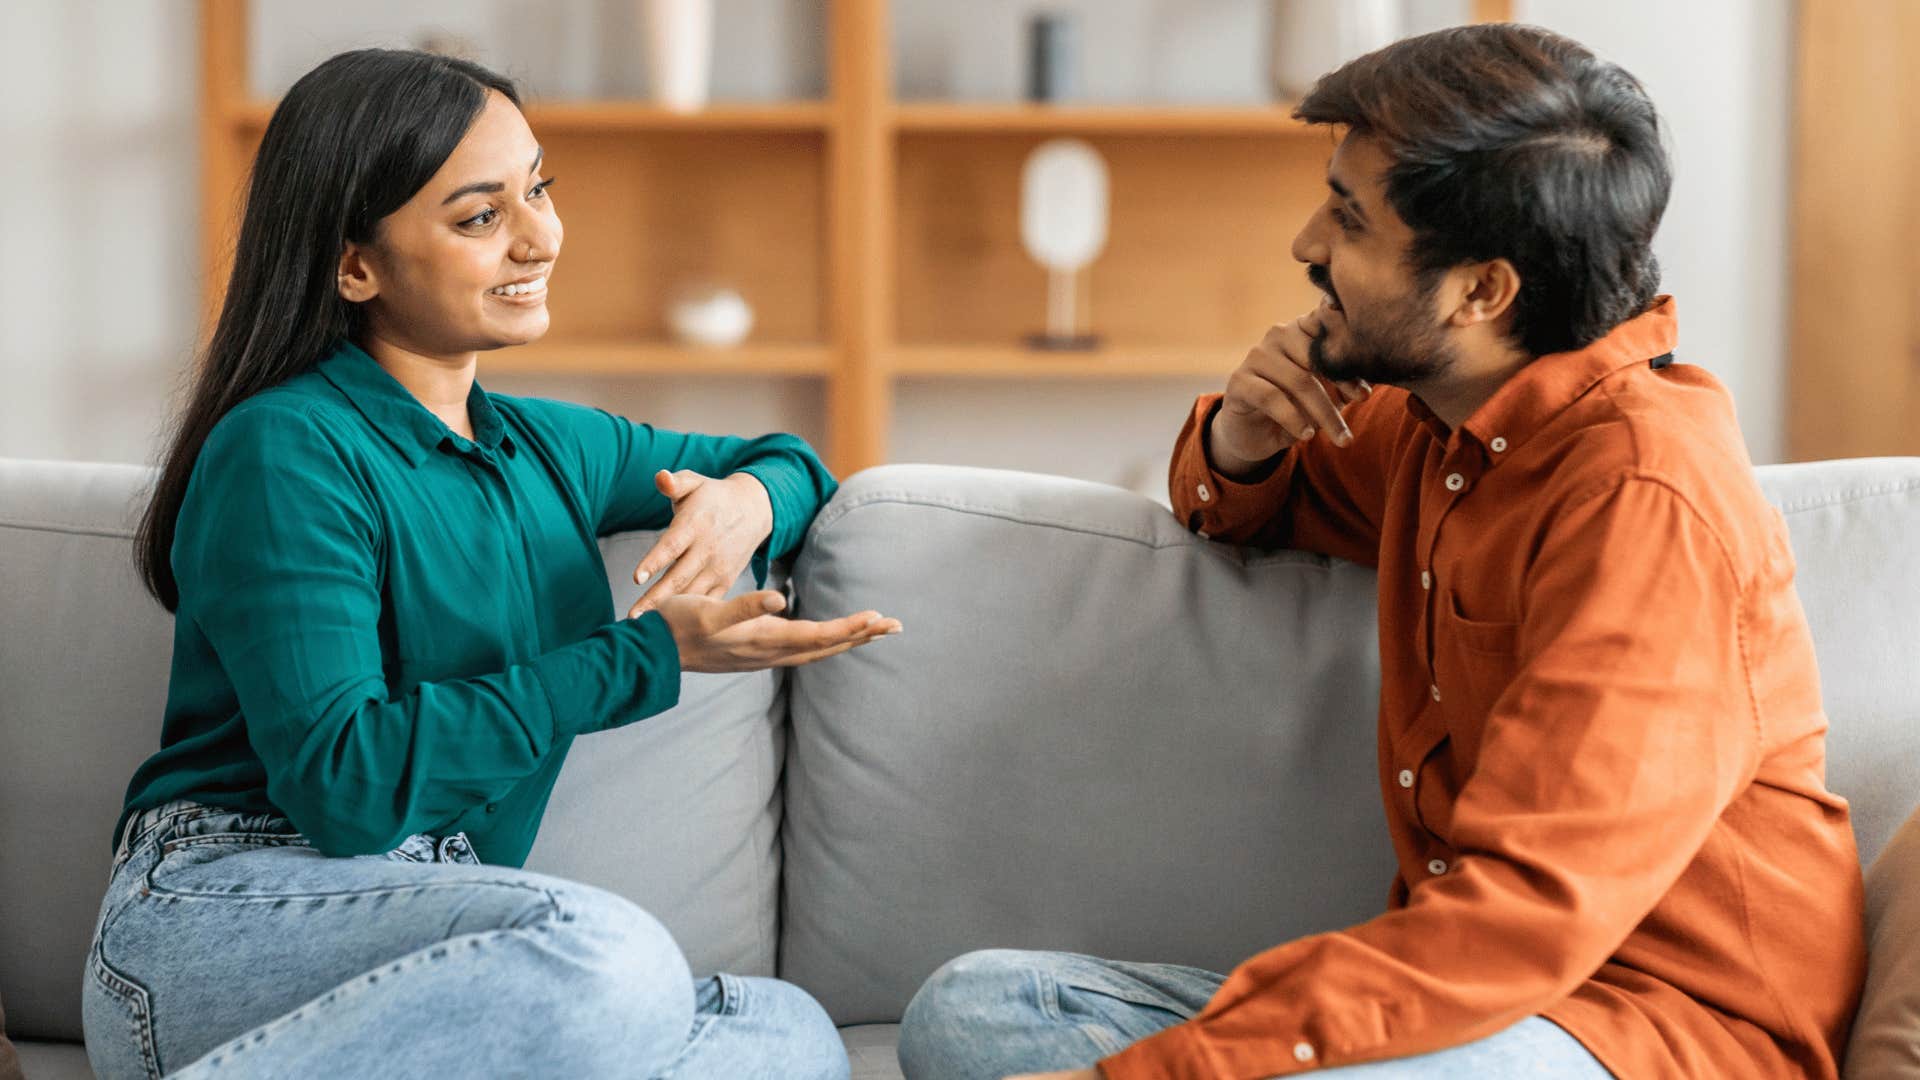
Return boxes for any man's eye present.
[460,207,497,228]
[1330,206,1356,232]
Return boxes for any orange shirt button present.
[1397,769,1415,788]
[1293,1041,1316,1063]
[1197,483,1211,502]
[1430,683,1442,702]
[1445,472,1466,491]
[1428,858,1449,875]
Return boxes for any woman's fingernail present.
[1301,427,1316,440]
[636,571,650,585]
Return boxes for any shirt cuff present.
[530,610,682,737]
[733,462,802,578]
[1171,395,1300,539]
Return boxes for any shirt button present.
[1293,1042,1316,1063]
[1420,570,1431,590]
[1428,858,1449,875]
[1445,472,1466,492]
[1430,683,1442,702]
[1397,769,1415,789]
[1197,483,1212,502]
[484,803,498,814]
[1490,436,1509,453]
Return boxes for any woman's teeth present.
[488,278,546,297]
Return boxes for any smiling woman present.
[95,48,884,1080]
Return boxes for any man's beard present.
[1307,273,1458,386]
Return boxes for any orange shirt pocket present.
[1433,592,1523,760]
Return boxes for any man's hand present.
[1209,304,1368,478]
[1004,1070,1101,1080]
[652,591,902,673]
[629,470,774,617]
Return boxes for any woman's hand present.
[652,590,903,673]
[628,469,774,618]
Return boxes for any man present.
[897,23,1865,1080]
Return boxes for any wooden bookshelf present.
[197,0,1512,476]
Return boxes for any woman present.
[84,49,896,1079]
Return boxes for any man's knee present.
[899,949,1050,1075]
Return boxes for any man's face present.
[1290,133,1460,386]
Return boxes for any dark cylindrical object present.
[1028,13,1078,102]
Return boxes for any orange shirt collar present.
[1402,295,1680,454]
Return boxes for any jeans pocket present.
[84,937,162,1080]
[146,832,311,897]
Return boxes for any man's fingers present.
[1237,378,1318,443]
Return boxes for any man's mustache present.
[1306,264,1339,308]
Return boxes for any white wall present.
[0,0,1792,482]
[1517,0,1791,464]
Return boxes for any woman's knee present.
[514,882,695,1057]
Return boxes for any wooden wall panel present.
[1789,0,1920,459]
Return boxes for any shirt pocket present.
[1433,591,1522,732]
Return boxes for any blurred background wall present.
[0,0,1793,501]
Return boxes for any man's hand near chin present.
[1005,1070,1100,1080]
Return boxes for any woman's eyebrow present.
[439,146,545,206]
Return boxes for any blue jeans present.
[898,950,1614,1079]
[82,800,848,1079]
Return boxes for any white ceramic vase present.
[1269,0,1403,101]
[642,0,714,112]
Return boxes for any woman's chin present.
[481,313,550,349]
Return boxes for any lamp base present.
[1024,332,1103,352]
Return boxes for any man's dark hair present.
[1296,24,1671,357]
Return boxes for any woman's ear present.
[336,241,380,304]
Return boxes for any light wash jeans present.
[898,949,1615,1079]
[82,800,848,1079]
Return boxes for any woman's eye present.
[529,177,557,200]
[460,207,497,229]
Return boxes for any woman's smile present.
[486,274,548,304]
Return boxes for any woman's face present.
[338,91,562,359]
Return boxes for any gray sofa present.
[3,455,1918,1079]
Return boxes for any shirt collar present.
[1401,295,1679,457]
[317,340,515,466]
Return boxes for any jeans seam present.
[88,938,162,1080]
[172,927,530,1074]
[142,862,558,906]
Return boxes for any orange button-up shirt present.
[1106,298,1866,1079]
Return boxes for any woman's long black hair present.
[136,49,520,612]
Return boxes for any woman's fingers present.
[631,550,717,616]
[632,526,693,587]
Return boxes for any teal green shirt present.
[118,341,836,866]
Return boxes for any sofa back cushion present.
[782,464,1390,1025]
[0,458,781,1042]
[781,459,1920,1026]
